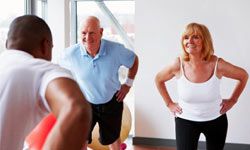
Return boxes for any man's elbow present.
[134,55,139,66]
[75,100,91,123]
[131,55,139,73]
[67,98,92,127]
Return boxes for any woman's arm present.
[218,58,249,114]
[155,57,182,116]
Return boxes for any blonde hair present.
[181,22,214,61]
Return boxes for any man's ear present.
[41,39,47,54]
[100,28,104,36]
[40,38,52,60]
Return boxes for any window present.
[0,0,25,53]
[36,0,48,20]
[73,0,134,46]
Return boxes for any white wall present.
[135,0,250,144]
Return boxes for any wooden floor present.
[87,144,175,150]
[125,137,176,150]
[133,145,175,150]
[87,137,176,150]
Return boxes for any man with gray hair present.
[59,16,139,150]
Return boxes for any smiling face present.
[183,34,203,55]
[80,16,103,55]
[181,23,214,61]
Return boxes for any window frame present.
[70,0,134,50]
[26,0,48,19]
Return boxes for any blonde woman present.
[155,23,248,150]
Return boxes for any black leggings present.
[175,114,228,150]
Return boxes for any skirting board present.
[133,137,250,150]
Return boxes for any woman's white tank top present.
[176,57,222,121]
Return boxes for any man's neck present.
[86,47,99,57]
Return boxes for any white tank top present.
[176,57,222,121]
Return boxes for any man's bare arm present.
[43,77,92,150]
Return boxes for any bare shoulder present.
[163,57,181,76]
[216,57,229,78]
[171,57,181,76]
[217,57,232,70]
[217,57,248,80]
[155,57,181,81]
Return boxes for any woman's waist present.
[176,99,222,121]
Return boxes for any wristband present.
[125,78,134,87]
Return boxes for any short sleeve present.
[39,67,74,111]
[117,44,136,68]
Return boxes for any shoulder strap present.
[214,57,219,75]
[179,57,184,76]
